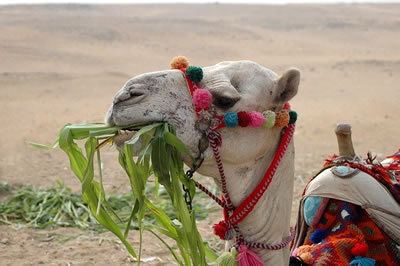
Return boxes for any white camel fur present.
[105,60,300,265]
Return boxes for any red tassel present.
[213,220,229,240]
[237,245,265,266]
[351,242,368,257]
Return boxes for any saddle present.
[291,124,400,266]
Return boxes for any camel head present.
[105,60,300,178]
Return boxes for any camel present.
[106,59,300,265]
[105,58,400,265]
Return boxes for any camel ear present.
[273,68,300,104]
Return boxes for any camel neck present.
[223,139,295,265]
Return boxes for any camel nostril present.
[113,90,130,104]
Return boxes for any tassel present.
[349,256,376,266]
[237,245,265,266]
[213,220,229,240]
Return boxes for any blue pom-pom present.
[349,256,376,266]
[224,112,238,128]
[310,229,328,244]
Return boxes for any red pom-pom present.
[237,111,251,127]
[193,88,212,112]
[351,243,368,257]
[283,102,291,110]
[213,220,229,240]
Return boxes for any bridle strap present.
[180,67,295,250]
[207,129,235,211]
[180,68,196,96]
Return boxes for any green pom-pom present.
[262,110,276,128]
[289,110,297,124]
[215,248,238,266]
[186,66,203,83]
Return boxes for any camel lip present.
[116,121,164,131]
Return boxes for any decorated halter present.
[170,56,297,266]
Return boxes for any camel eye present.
[213,95,239,109]
[130,91,144,98]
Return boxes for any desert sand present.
[0,3,399,265]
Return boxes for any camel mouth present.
[118,121,163,131]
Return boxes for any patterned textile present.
[293,199,400,266]
[383,149,400,183]
[323,150,400,204]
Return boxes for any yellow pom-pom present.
[275,110,290,128]
[170,56,189,70]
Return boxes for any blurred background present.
[0,0,399,264]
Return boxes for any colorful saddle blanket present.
[291,150,400,266]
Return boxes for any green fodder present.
[0,182,96,229]
[55,122,218,265]
[0,182,213,231]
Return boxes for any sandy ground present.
[0,3,399,265]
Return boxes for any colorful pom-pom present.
[262,110,276,128]
[349,256,375,266]
[170,56,189,70]
[299,252,314,265]
[275,110,290,128]
[351,243,368,257]
[215,249,238,266]
[186,66,203,83]
[310,229,328,244]
[193,88,212,112]
[213,220,230,240]
[289,110,298,124]
[237,111,251,127]
[248,111,266,128]
[283,102,291,110]
[224,112,239,128]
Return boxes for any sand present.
[0,3,399,265]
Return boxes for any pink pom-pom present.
[248,112,265,127]
[237,245,265,266]
[193,89,212,112]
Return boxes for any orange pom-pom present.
[299,252,314,265]
[275,110,290,128]
[170,56,189,70]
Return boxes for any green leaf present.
[55,122,215,265]
[163,131,193,160]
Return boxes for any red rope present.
[207,130,235,211]
[193,180,225,208]
[228,124,295,225]
[180,68,196,96]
